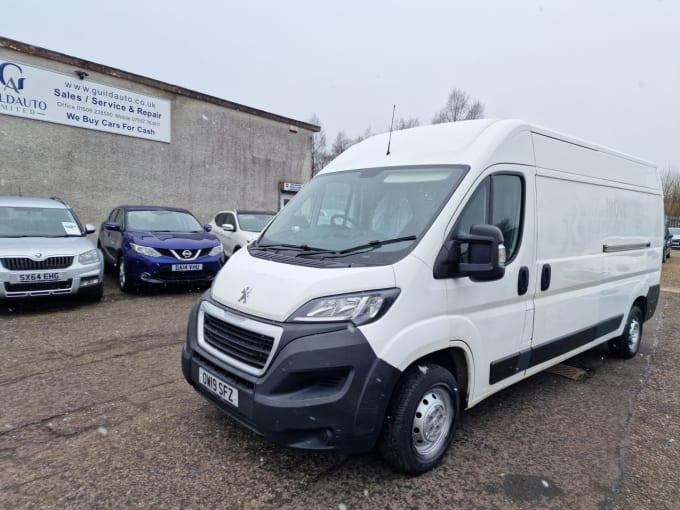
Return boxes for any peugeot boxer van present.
[181,119,662,473]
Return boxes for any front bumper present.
[181,295,400,453]
[125,252,224,285]
[0,256,103,299]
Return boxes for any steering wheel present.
[330,214,359,228]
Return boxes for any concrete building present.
[0,38,318,227]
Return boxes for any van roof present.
[320,119,655,174]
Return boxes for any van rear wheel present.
[379,363,460,474]
[608,305,643,359]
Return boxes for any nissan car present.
[98,205,224,292]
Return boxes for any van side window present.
[454,174,524,262]
[491,175,523,260]
[456,179,490,235]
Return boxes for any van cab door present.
[443,165,536,403]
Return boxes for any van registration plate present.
[13,272,63,282]
[172,264,202,271]
[198,367,238,407]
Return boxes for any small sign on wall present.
[0,59,171,143]
[280,182,303,192]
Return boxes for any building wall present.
[0,45,314,227]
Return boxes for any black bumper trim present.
[181,296,401,454]
[489,315,623,385]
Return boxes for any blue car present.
[98,205,224,292]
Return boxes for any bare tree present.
[309,114,331,175]
[395,117,420,130]
[432,88,485,124]
[330,131,354,159]
[662,164,680,218]
[327,128,375,160]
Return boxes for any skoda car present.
[98,205,224,292]
[0,196,104,301]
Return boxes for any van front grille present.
[203,314,274,370]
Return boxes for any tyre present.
[98,241,111,272]
[608,305,643,359]
[118,256,135,293]
[379,363,460,474]
[79,282,103,302]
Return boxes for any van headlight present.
[209,244,223,256]
[131,243,161,258]
[78,249,100,265]
[289,288,400,325]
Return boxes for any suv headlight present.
[131,243,161,258]
[78,249,99,265]
[209,244,224,256]
[288,288,400,326]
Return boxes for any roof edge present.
[0,37,320,133]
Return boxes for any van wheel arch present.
[633,296,647,321]
[395,347,471,411]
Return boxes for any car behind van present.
[98,205,224,292]
[0,196,103,301]
[209,210,276,257]
[181,119,662,473]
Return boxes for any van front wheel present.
[608,305,643,359]
[379,363,460,474]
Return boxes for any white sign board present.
[0,60,171,143]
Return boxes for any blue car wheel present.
[118,256,135,293]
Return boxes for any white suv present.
[209,210,275,257]
[0,196,104,301]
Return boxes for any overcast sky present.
[2,0,679,168]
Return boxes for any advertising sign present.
[0,60,171,143]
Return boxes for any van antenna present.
[386,104,396,156]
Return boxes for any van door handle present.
[541,264,552,291]
[518,266,529,295]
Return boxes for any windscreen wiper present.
[255,242,327,252]
[296,235,417,259]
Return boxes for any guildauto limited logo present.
[0,62,25,93]
[0,61,47,112]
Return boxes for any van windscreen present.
[256,165,467,266]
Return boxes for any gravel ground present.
[1,258,679,509]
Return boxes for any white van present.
[181,119,662,473]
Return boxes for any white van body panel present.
[211,248,396,322]
[530,135,661,381]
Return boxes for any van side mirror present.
[104,222,121,232]
[433,224,506,280]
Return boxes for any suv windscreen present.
[127,210,203,233]
[669,228,680,236]
[256,165,467,266]
[238,213,275,232]
[0,206,83,237]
